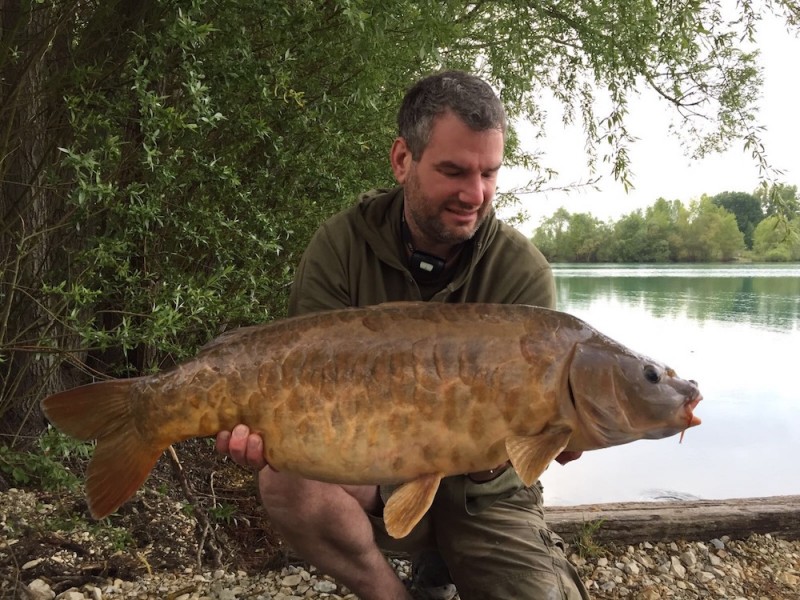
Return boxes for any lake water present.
[539,263,800,506]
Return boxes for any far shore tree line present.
[531,184,800,263]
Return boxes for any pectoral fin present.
[506,425,573,486]
[383,473,443,539]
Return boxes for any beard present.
[404,171,490,247]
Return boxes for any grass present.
[574,518,606,558]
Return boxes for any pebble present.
[13,535,800,600]
[281,574,304,587]
[29,578,56,600]
[313,580,338,593]
[681,549,697,566]
[670,555,687,578]
[23,557,46,570]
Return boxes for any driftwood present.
[545,495,800,544]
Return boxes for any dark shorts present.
[368,469,589,600]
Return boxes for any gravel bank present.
[3,488,799,599]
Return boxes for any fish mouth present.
[685,392,703,427]
[679,392,702,443]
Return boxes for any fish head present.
[567,339,702,450]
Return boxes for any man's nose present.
[458,174,485,206]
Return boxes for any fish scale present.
[41,301,702,538]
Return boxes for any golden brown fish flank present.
[41,302,702,538]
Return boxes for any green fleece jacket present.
[288,187,555,316]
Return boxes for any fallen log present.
[545,495,800,544]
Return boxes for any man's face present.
[391,110,504,254]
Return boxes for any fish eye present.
[643,365,661,384]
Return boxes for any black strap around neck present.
[401,213,447,282]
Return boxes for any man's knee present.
[256,469,379,528]
[257,468,323,522]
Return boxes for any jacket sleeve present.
[501,223,556,309]
[288,222,352,317]
[504,263,556,309]
[463,222,556,309]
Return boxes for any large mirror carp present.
[42,302,702,538]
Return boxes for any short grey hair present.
[397,70,507,160]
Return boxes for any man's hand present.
[555,450,583,465]
[215,424,269,470]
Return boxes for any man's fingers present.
[555,450,583,465]
[223,424,250,464]
[215,430,232,455]
[217,424,267,470]
[246,434,267,469]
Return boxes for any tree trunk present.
[0,0,74,436]
[0,0,155,437]
[545,495,800,545]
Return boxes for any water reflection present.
[541,264,800,505]
[554,267,800,332]
[553,263,800,278]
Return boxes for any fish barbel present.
[41,302,702,538]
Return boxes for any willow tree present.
[2,0,798,434]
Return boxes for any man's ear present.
[390,137,413,184]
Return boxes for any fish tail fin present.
[41,379,165,519]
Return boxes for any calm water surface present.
[540,263,800,505]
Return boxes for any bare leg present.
[258,467,411,600]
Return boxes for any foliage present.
[752,216,800,261]
[208,501,238,526]
[711,191,764,249]
[681,197,745,262]
[755,183,800,218]
[2,0,799,435]
[531,208,611,262]
[574,518,606,559]
[608,212,656,262]
[531,191,798,263]
[0,428,90,490]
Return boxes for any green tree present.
[711,191,763,249]
[680,197,745,261]
[567,213,609,262]
[755,183,800,218]
[643,198,689,261]
[608,211,654,262]
[532,209,609,262]
[752,216,800,261]
[532,208,571,261]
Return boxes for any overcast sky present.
[502,15,799,237]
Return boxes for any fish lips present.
[686,391,703,427]
[647,388,702,441]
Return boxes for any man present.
[216,70,589,600]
